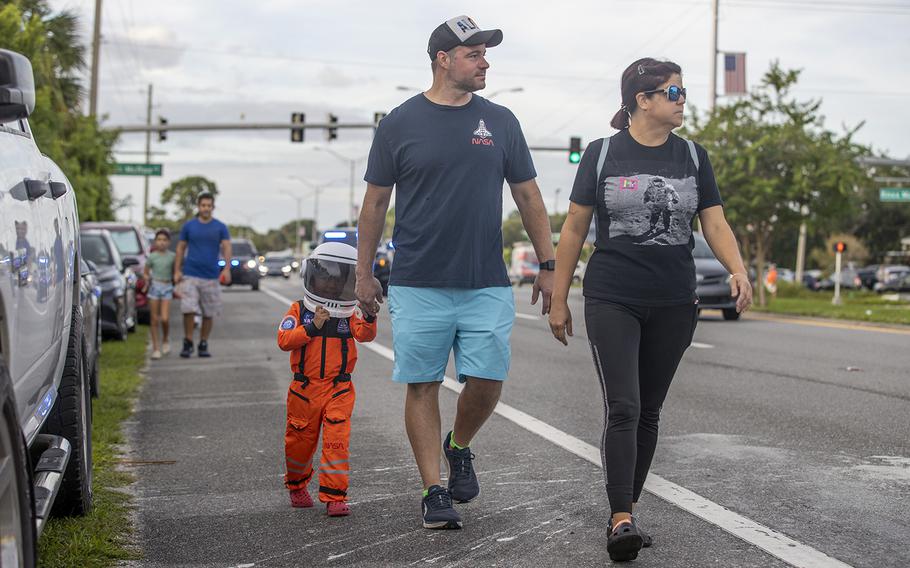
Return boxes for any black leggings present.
[584,298,698,514]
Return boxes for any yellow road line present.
[743,312,910,335]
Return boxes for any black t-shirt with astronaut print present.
[569,129,723,306]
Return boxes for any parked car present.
[0,48,94,564]
[817,268,863,291]
[873,265,910,293]
[693,233,741,321]
[81,222,150,323]
[79,259,103,398]
[509,243,538,286]
[263,251,296,278]
[315,228,392,295]
[80,228,138,340]
[855,265,878,290]
[875,272,910,293]
[221,238,261,290]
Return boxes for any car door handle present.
[24,179,49,200]
[49,181,67,199]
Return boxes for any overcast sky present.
[49,0,910,237]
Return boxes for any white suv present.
[1,48,94,566]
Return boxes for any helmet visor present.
[303,257,356,303]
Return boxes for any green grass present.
[754,283,910,325]
[38,326,148,567]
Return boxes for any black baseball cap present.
[427,16,503,60]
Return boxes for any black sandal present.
[607,519,643,562]
[632,516,652,548]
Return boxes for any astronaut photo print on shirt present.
[603,173,698,246]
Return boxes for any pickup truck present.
[0,48,94,566]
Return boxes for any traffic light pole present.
[832,249,843,305]
[143,83,152,225]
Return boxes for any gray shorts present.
[178,276,222,318]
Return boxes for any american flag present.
[724,52,747,95]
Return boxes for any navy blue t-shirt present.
[364,94,536,288]
[178,217,230,280]
[570,130,724,306]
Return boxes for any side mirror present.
[122,256,140,270]
[85,260,99,274]
[0,49,36,123]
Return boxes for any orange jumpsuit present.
[277,300,377,502]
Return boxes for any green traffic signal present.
[568,136,582,164]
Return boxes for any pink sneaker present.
[289,488,313,508]
[326,501,350,517]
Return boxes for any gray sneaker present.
[421,485,462,530]
[443,431,479,503]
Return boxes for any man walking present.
[174,191,232,358]
[355,15,555,530]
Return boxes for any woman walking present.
[548,57,752,561]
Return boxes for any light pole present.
[553,188,562,214]
[280,190,305,257]
[487,86,524,99]
[288,176,342,241]
[313,147,367,226]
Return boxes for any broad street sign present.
[113,163,162,176]
[880,187,910,202]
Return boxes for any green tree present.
[159,176,219,222]
[851,163,910,259]
[0,0,117,220]
[686,62,867,306]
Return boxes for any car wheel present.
[0,361,38,568]
[115,302,128,341]
[43,306,93,516]
[722,308,741,321]
[251,279,260,291]
[88,351,100,399]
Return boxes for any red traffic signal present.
[832,241,847,253]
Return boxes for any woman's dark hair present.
[610,58,682,130]
[154,228,171,240]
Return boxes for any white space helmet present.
[302,242,358,318]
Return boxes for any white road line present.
[691,341,715,349]
[260,284,852,568]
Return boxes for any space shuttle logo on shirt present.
[472,119,494,146]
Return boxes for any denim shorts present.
[147,280,174,300]
[388,286,515,383]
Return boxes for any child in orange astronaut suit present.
[276,242,376,516]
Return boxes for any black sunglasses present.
[642,85,687,102]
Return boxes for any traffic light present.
[291,112,305,143]
[569,137,581,164]
[158,117,168,142]
[833,241,848,253]
[327,113,338,141]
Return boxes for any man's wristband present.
[539,260,556,271]
[728,272,748,281]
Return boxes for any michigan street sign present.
[880,188,910,202]
[113,163,162,176]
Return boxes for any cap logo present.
[447,15,480,41]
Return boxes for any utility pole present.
[88,0,102,116]
[143,84,152,226]
[795,205,808,284]
[709,0,719,111]
[553,188,561,214]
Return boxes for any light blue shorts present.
[389,286,515,384]
[147,280,174,300]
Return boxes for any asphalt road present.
[124,277,910,567]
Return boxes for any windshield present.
[232,242,255,256]
[266,257,292,265]
[109,228,143,255]
[82,234,114,266]
[692,234,715,259]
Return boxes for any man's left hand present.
[221,266,232,286]
[531,269,554,315]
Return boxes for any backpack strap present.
[595,136,611,185]
[684,138,700,171]
[294,300,308,385]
